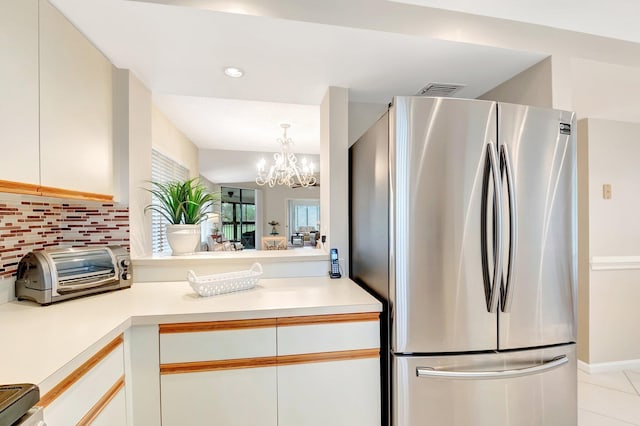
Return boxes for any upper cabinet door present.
[0,0,40,185]
[39,0,113,195]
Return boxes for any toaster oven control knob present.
[120,259,130,267]
[122,272,132,281]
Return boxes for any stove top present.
[0,384,39,426]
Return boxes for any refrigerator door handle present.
[500,143,517,312]
[416,355,568,380]
[482,141,503,313]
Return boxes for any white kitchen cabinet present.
[41,336,126,426]
[159,320,278,426]
[278,358,381,426]
[89,387,127,426]
[0,0,40,185]
[276,314,381,426]
[38,0,113,196]
[162,366,277,426]
[158,314,381,426]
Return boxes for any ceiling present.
[47,0,640,183]
[390,0,640,44]
[48,0,548,154]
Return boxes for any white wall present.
[479,57,553,107]
[348,102,387,146]
[152,105,199,178]
[320,87,349,272]
[578,118,640,365]
[569,58,640,123]
[113,69,153,258]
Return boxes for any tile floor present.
[579,369,640,425]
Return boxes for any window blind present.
[151,149,189,253]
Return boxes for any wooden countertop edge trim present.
[158,314,379,334]
[36,334,124,408]
[159,348,380,375]
[160,356,279,374]
[159,318,278,333]
[0,179,113,202]
[277,348,380,366]
[277,312,380,326]
[76,375,125,426]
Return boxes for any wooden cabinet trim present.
[76,375,125,426]
[277,312,379,327]
[277,349,380,366]
[160,356,279,375]
[37,334,123,407]
[38,185,113,201]
[0,179,113,201]
[0,180,40,196]
[160,349,379,375]
[159,318,277,334]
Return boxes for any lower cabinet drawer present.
[161,367,278,426]
[277,313,380,355]
[159,320,277,363]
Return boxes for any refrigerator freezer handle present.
[487,141,503,313]
[416,355,568,380]
[500,143,517,313]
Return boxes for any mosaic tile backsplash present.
[0,198,129,278]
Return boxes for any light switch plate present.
[603,184,612,199]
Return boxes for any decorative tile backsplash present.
[0,197,129,278]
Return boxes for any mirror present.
[200,149,320,252]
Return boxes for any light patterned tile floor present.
[579,369,640,425]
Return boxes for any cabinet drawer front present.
[161,367,277,426]
[43,344,124,426]
[160,327,276,363]
[278,358,381,426]
[277,320,379,356]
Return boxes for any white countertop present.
[0,277,380,391]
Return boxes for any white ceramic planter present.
[166,224,201,255]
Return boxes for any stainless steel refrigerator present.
[349,96,577,426]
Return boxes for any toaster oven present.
[15,246,132,305]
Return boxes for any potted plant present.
[145,178,219,255]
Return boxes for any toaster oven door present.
[47,249,117,293]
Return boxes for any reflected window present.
[288,199,320,246]
[221,187,256,249]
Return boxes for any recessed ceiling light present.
[223,67,244,78]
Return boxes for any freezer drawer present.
[393,344,576,426]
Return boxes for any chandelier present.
[256,124,317,188]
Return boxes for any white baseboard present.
[578,358,640,374]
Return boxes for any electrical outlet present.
[603,184,612,199]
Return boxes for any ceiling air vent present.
[416,83,466,97]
